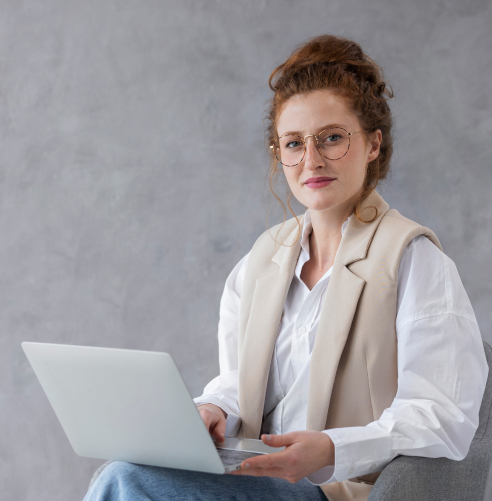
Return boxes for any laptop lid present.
[22,342,226,474]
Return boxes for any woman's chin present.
[302,197,343,213]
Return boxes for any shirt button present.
[348,467,355,475]
[297,326,306,336]
[370,462,377,470]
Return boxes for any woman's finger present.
[239,449,291,471]
[231,466,298,482]
[211,417,226,442]
[231,466,282,477]
[261,432,298,448]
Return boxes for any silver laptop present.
[21,342,282,473]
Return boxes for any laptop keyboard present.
[217,448,264,466]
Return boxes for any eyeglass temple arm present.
[348,130,371,136]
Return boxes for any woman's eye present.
[323,134,342,143]
[285,141,303,149]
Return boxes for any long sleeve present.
[308,235,489,485]
[193,251,250,437]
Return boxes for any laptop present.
[21,342,283,473]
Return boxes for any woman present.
[85,35,488,501]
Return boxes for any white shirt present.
[194,209,489,485]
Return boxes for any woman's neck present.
[308,203,354,271]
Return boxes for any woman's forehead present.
[276,89,358,136]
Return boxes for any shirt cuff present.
[310,425,392,484]
[193,397,242,437]
[306,464,336,485]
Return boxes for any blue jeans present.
[84,461,327,501]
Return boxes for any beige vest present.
[236,190,442,501]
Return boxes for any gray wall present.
[1,1,491,499]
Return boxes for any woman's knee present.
[99,461,138,483]
[85,461,148,500]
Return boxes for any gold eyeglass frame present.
[270,126,369,167]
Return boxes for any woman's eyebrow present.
[279,123,347,136]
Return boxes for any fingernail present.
[265,434,272,441]
[244,462,250,469]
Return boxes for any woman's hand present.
[230,431,335,483]
[198,403,227,443]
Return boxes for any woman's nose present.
[303,137,325,169]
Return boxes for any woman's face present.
[275,89,381,216]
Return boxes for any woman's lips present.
[304,177,336,189]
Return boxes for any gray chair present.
[89,341,492,500]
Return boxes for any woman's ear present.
[368,130,382,162]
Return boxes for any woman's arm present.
[310,235,489,484]
[193,251,250,437]
[234,235,488,484]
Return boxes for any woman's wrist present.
[320,432,335,467]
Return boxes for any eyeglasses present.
[270,127,369,167]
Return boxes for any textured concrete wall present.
[1,1,491,499]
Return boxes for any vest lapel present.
[306,263,365,431]
[238,218,304,439]
[306,191,390,431]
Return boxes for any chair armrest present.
[368,445,491,501]
[369,340,492,501]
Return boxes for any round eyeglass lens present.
[317,128,350,160]
[276,134,304,167]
